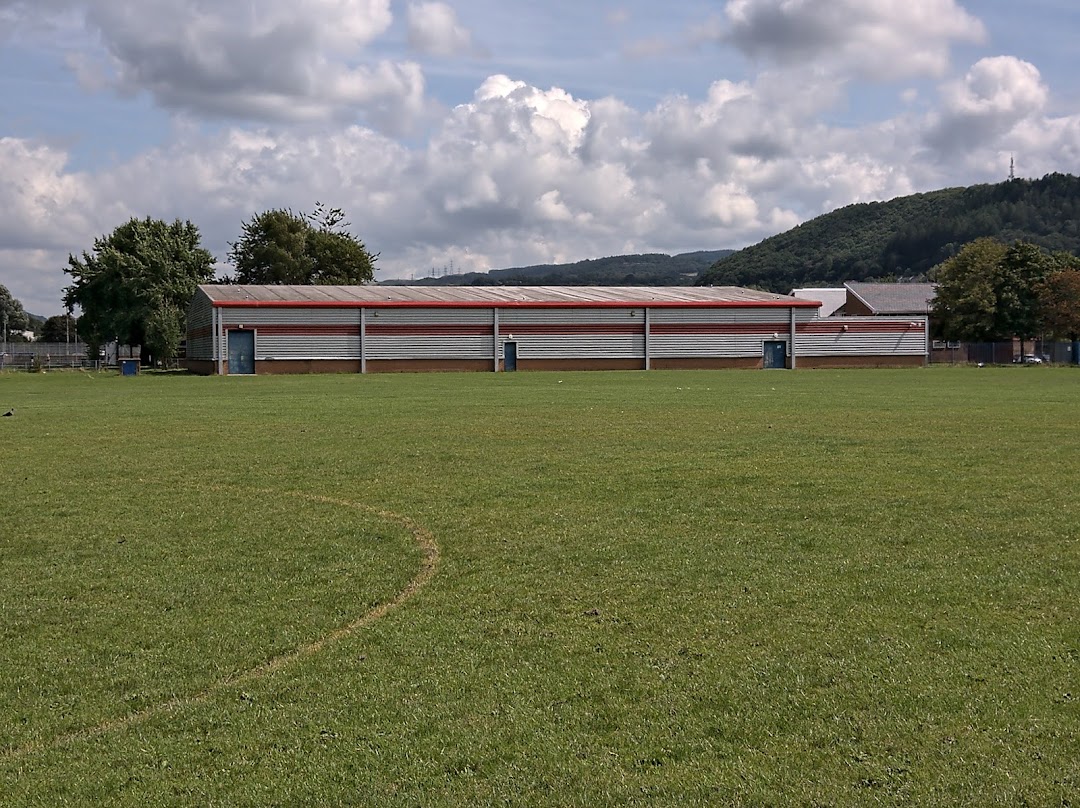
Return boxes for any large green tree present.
[64,217,216,365]
[1036,264,1080,342]
[931,238,1053,345]
[999,240,1053,344]
[39,313,79,343]
[930,238,1009,341]
[1,284,30,344]
[227,203,377,285]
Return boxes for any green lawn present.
[1,367,1078,805]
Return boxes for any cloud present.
[606,8,630,26]
[710,0,985,80]
[5,0,431,130]
[406,1,478,58]
[622,36,673,60]
[0,138,95,252]
[925,57,1048,155]
[6,54,1080,315]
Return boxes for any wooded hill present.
[697,173,1080,293]
[384,250,733,287]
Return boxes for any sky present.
[2,0,1080,316]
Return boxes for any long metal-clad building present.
[185,285,928,375]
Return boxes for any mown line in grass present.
[0,487,439,761]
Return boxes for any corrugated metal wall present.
[649,307,810,359]
[196,300,926,368]
[366,308,494,360]
[499,308,643,359]
[500,308,642,324]
[221,307,360,325]
[797,317,926,356]
[651,308,806,325]
[220,307,362,360]
[365,336,492,360]
[650,335,778,358]
[185,289,214,360]
[258,334,362,360]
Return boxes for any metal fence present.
[0,342,143,371]
[1,343,93,370]
[0,342,176,372]
[929,340,1080,365]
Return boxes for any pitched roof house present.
[843,282,936,317]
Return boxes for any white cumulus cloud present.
[926,56,1049,156]
[406,1,478,57]
[6,0,430,130]
[712,0,985,80]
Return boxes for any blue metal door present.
[504,341,517,372]
[228,330,255,375]
[763,340,786,369]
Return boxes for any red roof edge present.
[211,299,821,309]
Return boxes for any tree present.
[930,238,1009,341]
[143,302,184,365]
[64,217,216,365]
[40,313,79,343]
[1,284,30,343]
[1036,265,1080,341]
[998,240,1053,356]
[227,203,377,285]
[930,238,1052,344]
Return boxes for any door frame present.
[227,328,256,375]
[504,340,518,372]
[763,339,787,369]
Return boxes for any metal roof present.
[200,284,821,309]
[844,282,936,315]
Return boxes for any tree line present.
[396,251,734,287]
[931,238,1080,347]
[57,204,376,365]
[697,173,1080,292]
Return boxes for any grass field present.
[1,366,1078,805]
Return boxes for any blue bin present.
[119,359,139,376]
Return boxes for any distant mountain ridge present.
[383,250,734,287]
[697,173,1080,293]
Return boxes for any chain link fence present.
[929,340,1080,365]
[0,342,140,371]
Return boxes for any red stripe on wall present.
[206,321,921,338]
[796,322,919,334]
[650,323,790,335]
[366,324,494,336]
[496,323,644,335]
[248,324,362,336]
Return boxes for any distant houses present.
[792,283,936,319]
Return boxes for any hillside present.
[385,250,734,287]
[697,173,1080,292]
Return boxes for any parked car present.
[1015,354,1044,364]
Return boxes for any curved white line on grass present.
[0,490,439,760]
